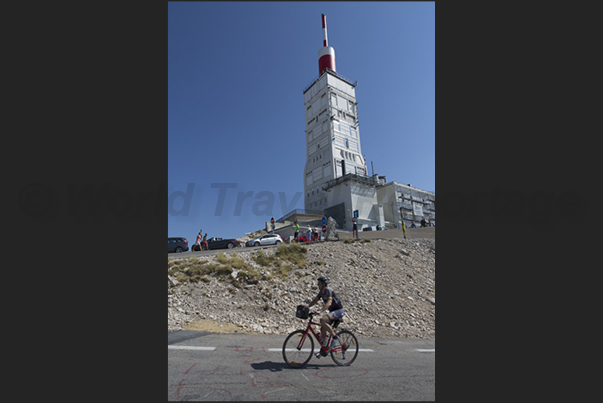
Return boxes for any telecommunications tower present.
[302,14,367,218]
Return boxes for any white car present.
[246,234,283,247]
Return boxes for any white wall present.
[304,71,368,214]
[377,182,436,227]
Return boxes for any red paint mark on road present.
[176,378,185,398]
[183,362,197,374]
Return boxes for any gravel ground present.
[168,232,435,339]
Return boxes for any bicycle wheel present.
[330,330,359,366]
[282,330,314,368]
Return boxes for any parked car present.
[206,237,240,250]
[246,234,283,247]
[168,237,189,253]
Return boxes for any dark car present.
[168,237,189,253]
[206,237,240,250]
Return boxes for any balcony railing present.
[303,69,358,94]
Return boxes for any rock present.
[168,235,435,339]
[326,217,338,240]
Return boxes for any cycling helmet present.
[317,276,330,284]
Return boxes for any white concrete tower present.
[303,14,367,214]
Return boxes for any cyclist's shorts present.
[327,308,344,322]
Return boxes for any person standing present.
[202,233,208,250]
[195,231,202,251]
[352,218,358,240]
[293,221,299,242]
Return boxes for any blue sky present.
[168,1,435,242]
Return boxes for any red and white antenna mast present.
[322,13,329,47]
[318,14,336,74]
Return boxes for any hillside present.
[168,235,435,339]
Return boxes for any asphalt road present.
[167,227,434,261]
[168,330,435,401]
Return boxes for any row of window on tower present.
[340,149,360,163]
[306,91,356,121]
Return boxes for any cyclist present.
[307,276,344,349]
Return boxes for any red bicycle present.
[282,311,359,368]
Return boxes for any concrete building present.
[302,15,366,216]
[302,14,370,225]
[276,14,434,233]
[377,182,436,230]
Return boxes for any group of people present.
[195,229,208,251]
[293,221,321,243]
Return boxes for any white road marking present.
[273,348,313,352]
[168,345,216,351]
[270,348,374,352]
[416,349,435,352]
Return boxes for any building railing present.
[276,208,324,223]
[303,69,358,94]
[321,172,376,191]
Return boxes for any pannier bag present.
[296,305,309,319]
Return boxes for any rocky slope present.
[168,237,435,339]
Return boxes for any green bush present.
[168,243,308,286]
[275,243,307,267]
[252,250,275,267]
[216,252,230,264]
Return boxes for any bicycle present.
[282,311,359,368]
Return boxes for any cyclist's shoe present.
[314,352,322,359]
[330,335,339,349]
